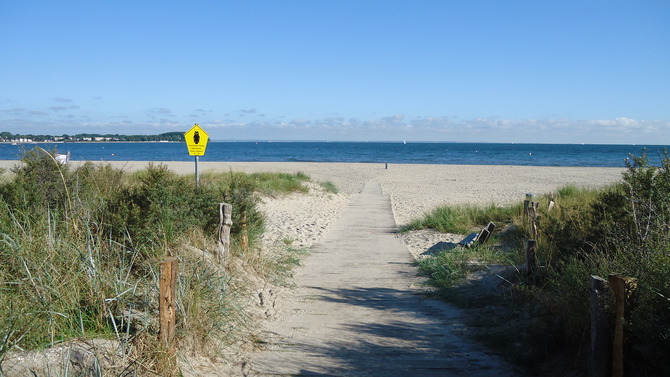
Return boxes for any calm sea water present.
[0,142,667,168]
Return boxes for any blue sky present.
[1,1,669,143]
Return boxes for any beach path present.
[248,182,517,376]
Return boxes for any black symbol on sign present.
[193,131,200,144]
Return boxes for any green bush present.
[104,164,221,251]
[407,150,670,374]
[537,150,670,373]
[0,147,70,212]
[0,148,299,372]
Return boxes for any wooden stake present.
[217,203,233,263]
[525,240,537,281]
[159,257,178,356]
[608,274,639,377]
[590,275,611,377]
[523,199,530,228]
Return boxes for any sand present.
[1,159,625,248]
[1,159,625,258]
[0,160,626,374]
[0,159,625,221]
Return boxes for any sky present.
[1,1,669,144]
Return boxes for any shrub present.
[536,150,670,373]
[0,151,285,373]
[0,147,70,212]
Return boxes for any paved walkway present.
[249,182,517,376]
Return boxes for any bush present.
[407,150,670,375]
[537,150,670,373]
[104,164,221,251]
[0,147,70,212]
[0,149,288,373]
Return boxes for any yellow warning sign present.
[184,124,209,156]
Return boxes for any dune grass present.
[400,202,522,235]
[407,151,670,374]
[0,148,319,374]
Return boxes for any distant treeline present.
[0,131,185,143]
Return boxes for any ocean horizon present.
[1,141,668,168]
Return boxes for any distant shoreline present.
[0,141,179,144]
[1,140,668,146]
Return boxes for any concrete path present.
[248,182,518,376]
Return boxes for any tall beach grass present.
[0,147,317,374]
[407,151,670,376]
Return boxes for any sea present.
[0,142,668,168]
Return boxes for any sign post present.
[184,124,209,189]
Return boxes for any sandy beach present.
[0,160,627,375]
[1,159,625,223]
[2,159,624,235]
[1,159,625,258]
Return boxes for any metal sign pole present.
[185,124,208,191]
[195,156,199,189]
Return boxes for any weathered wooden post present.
[159,257,178,357]
[529,202,539,240]
[608,274,639,377]
[217,203,233,263]
[548,192,556,212]
[525,240,537,281]
[590,275,611,377]
[523,199,530,229]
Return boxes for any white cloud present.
[2,104,669,144]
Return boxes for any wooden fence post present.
[217,203,233,263]
[608,274,639,377]
[523,199,530,229]
[590,275,611,377]
[159,257,178,357]
[525,240,537,281]
[529,202,539,240]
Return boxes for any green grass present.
[0,148,318,374]
[248,171,310,195]
[406,156,670,375]
[318,180,339,194]
[400,203,521,235]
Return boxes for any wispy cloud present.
[49,105,80,112]
[1,105,668,144]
